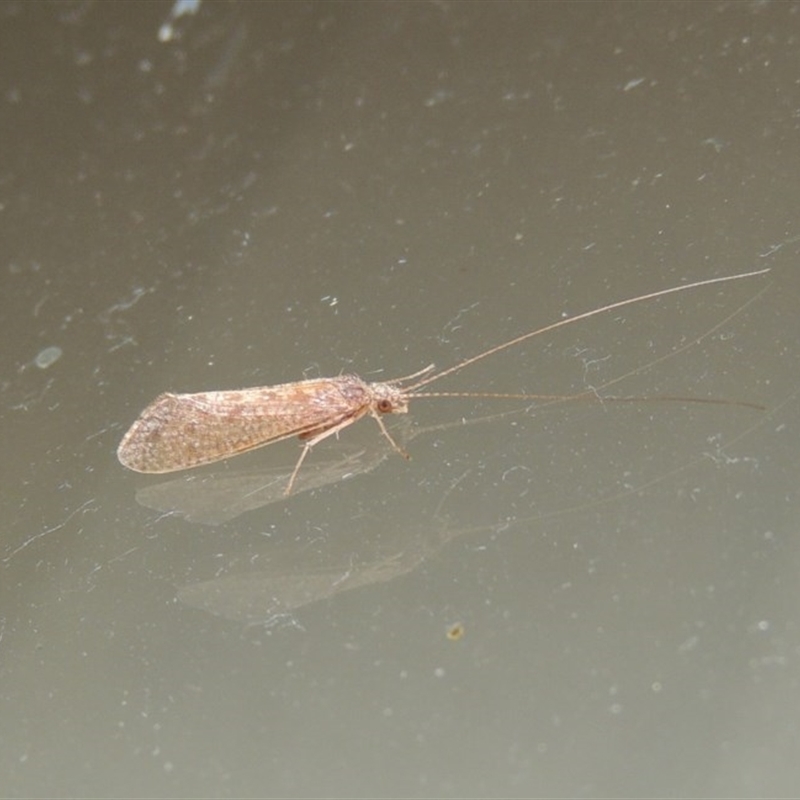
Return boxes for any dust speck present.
[35,346,63,369]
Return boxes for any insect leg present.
[284,410,368,496]
[369,409,410,460]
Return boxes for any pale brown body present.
[117,269,769,495]
[117,376,411,493]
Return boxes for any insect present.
[117,268,769,495]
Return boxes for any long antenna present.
[405,268,771,393]
[405,390,764,411]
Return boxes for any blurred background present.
[1,1,799,796]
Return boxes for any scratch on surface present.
[3,499,96,563]
[10,377,56,410]
[98,285,155,352]
[437,302,481,343]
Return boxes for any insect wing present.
[117,378,368,473]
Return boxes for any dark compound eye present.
[377,399,393,413]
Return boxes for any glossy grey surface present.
[2,2,799,797]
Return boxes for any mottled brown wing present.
[117,376,371,473]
